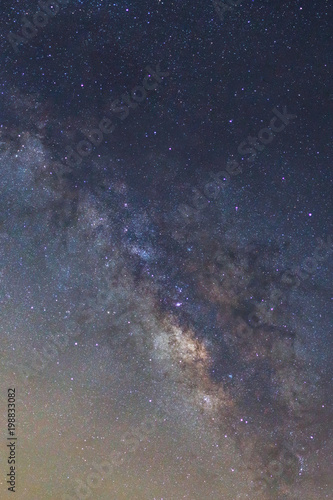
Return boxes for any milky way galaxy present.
[0,1,332,499]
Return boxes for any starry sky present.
[0,0,332,499]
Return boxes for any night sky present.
[0,0,332,499]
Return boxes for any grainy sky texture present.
[0,0,332,499]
